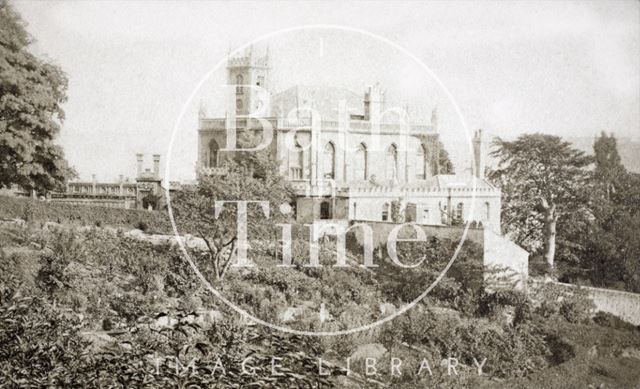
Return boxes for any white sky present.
[13,0,640,181]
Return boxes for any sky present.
[13,0,640,181]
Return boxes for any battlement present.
[349,183,499,197]
[227,54,269,69]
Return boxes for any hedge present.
[0,195,172,234]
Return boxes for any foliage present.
[490,133,592,269]
[0,194,172,233]
[171,135,294,280]
[560,133,640,292]
[0,294,93,386]
[0,3,76,193]
[36,231,83,299]
[437,140,455,174]
[375,236,484,305]
[593,131,627,202]
[592,311,639,332]
[531,282,595,324]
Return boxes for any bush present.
[592,311,639,331]
[532,282,595,324]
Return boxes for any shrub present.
[592,311,638,331]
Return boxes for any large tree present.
[0,3,75,193]
[579,133,640,291]
[490,134,592,270]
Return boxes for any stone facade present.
[197,47,503,232]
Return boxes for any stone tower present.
[227,46,270,117]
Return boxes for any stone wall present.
[536,281,640,326]
[483,229,528,288]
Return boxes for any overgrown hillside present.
[1,203,639,388]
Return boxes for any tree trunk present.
[542,203,557,269]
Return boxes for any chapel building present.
[197,48,502,232]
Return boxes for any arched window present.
[236,99,243,111]
[323,142,336,179]
[382,203,390,221]
[484,202,490,221]
[386,144,398,180]
[236,74,244,94]
[208,139,219,168]
[320,201,331,220]
[355,143,368,180]
[289,141,304,180]
[416,144,426,179]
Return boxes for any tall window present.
[323,142,336,179]
[455,202,464,224]
[355,143,368,180]
[320,201,331,220]
[256,75,264,87]
[236,99,243,111]
[236,74,244,94]
[382,203,390,221]
[386,144,398,180]
[208,139,219,168]
[290,142,304,180]
[484,202,490,221]
[416,144,426,179]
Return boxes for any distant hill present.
[445,134,640,175]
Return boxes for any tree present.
[490,134,592,270]
[593,132,626,202]
[578,133,640,291]
[437,140,454,174]
[0,4,75,193]
[171,136,294,280]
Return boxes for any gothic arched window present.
[355,143,368,180]
[236,99,243,111]
[386,144,398,180]
[236,74,244,94]
[208,139,219,168]
[323,142,336,179]
[416,144,427,179]
[484,201,490,221]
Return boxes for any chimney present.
[364,83,384,123]
[472,130,485,179]
[153,154,161,178]
[136,153,143,177]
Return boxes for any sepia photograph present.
[1,1,639,387]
